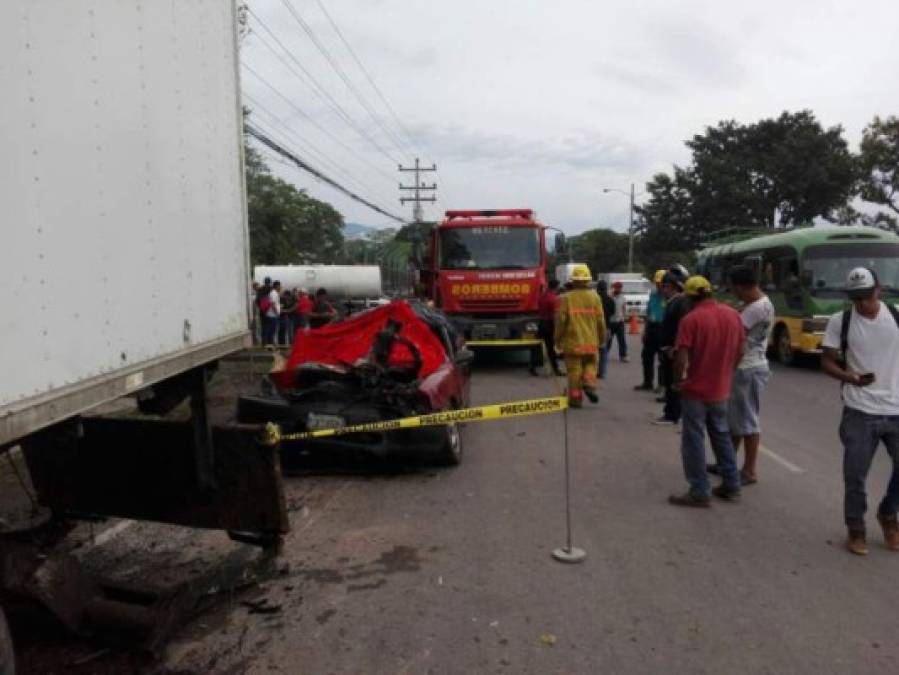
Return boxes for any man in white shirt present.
[709,265,776,484]
[262,280,281,346]
[822,267,899,556]
[607,281,629,363]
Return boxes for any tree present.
[568,229,630,274]
[244,145,345,266]
[858,115,899,230]
[686,111,855,230]
[636,110,857,256]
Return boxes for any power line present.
[245,122,407,224]
[311,0,422,157]
[241,61,397,186]
[243,92,394,204]
[279,0,410,159]
[246,8,401,166]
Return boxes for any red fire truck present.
[418,209,551,345]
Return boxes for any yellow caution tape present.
[264,395,568,444]
[465,338,542,347]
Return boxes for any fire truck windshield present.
[439,226,540,270]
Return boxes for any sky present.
[241,0,899,236]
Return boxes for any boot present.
[877,512,899,551]
[847,529,868,556]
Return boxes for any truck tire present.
[0,608,14,675]
[435,422,463,466]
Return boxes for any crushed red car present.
[237,301,473,465]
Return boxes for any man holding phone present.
[822,267,899,556]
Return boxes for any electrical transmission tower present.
[398,158,437,222]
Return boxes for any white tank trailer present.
[254,265,382,300]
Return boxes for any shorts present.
[728,366,770,436]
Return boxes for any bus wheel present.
[775,325,795,366]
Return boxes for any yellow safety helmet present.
[654,269,666,284]
[570,264,592,282]
[684,275,713,296]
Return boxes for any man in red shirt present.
[295,288,314,330]
[530,280,563,376]
[668,276,745,507]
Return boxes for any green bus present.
[696,226,899,364]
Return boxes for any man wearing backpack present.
[822,267,899,556]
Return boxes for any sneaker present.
[633,384,653,391]
[584,387,598,404]
[711,484,741,502]
[877,512,899,551]
[847,529,868,556]
[651,417,678,427]
[668,492,711,508]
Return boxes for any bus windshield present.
[439,226,540,270]
[804,243,899,298]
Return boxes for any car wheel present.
[435,422,463,466]
[0,608,14,675]
[775,324,795,366]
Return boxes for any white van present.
[596,273,653,317]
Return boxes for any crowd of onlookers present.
[252,277,337,346]
[536,260,899,556]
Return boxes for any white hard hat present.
[846,267,876,292]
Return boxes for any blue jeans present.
[607,322,627,359]
[681,397,740,497]
[839,407,899,530]
[261,315,278,345]
[599,345,609,378]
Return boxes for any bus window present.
[743,255,762,281]
[763,261,775,291]
[778,257,803,310]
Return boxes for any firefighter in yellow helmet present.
[554,264,606,407]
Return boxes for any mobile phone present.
[858,373,876,386]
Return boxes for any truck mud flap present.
[20,418,289,536]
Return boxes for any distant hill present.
[343,222,379,240]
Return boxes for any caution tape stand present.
[533,340,587,564]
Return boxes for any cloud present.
[410,124,648,175]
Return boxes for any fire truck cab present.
[418,209,549,345]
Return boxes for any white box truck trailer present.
[0,1,287,659]
[1,0,251,446]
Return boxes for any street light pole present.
[628,182,635,273]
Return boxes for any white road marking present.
[760,445,804,474]
[93,519,135,545]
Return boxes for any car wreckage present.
[237,301,474,465]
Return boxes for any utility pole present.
[398,158,437,223]
[628,182,635,273]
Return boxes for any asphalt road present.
[13,337,899,674]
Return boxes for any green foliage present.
[637,110,857,250]
[245,145,345,266]
[858,116,899,229]
[568,229,630,274]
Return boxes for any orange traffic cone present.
[628,313,640,335]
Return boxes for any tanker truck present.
[0,1,287,664]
